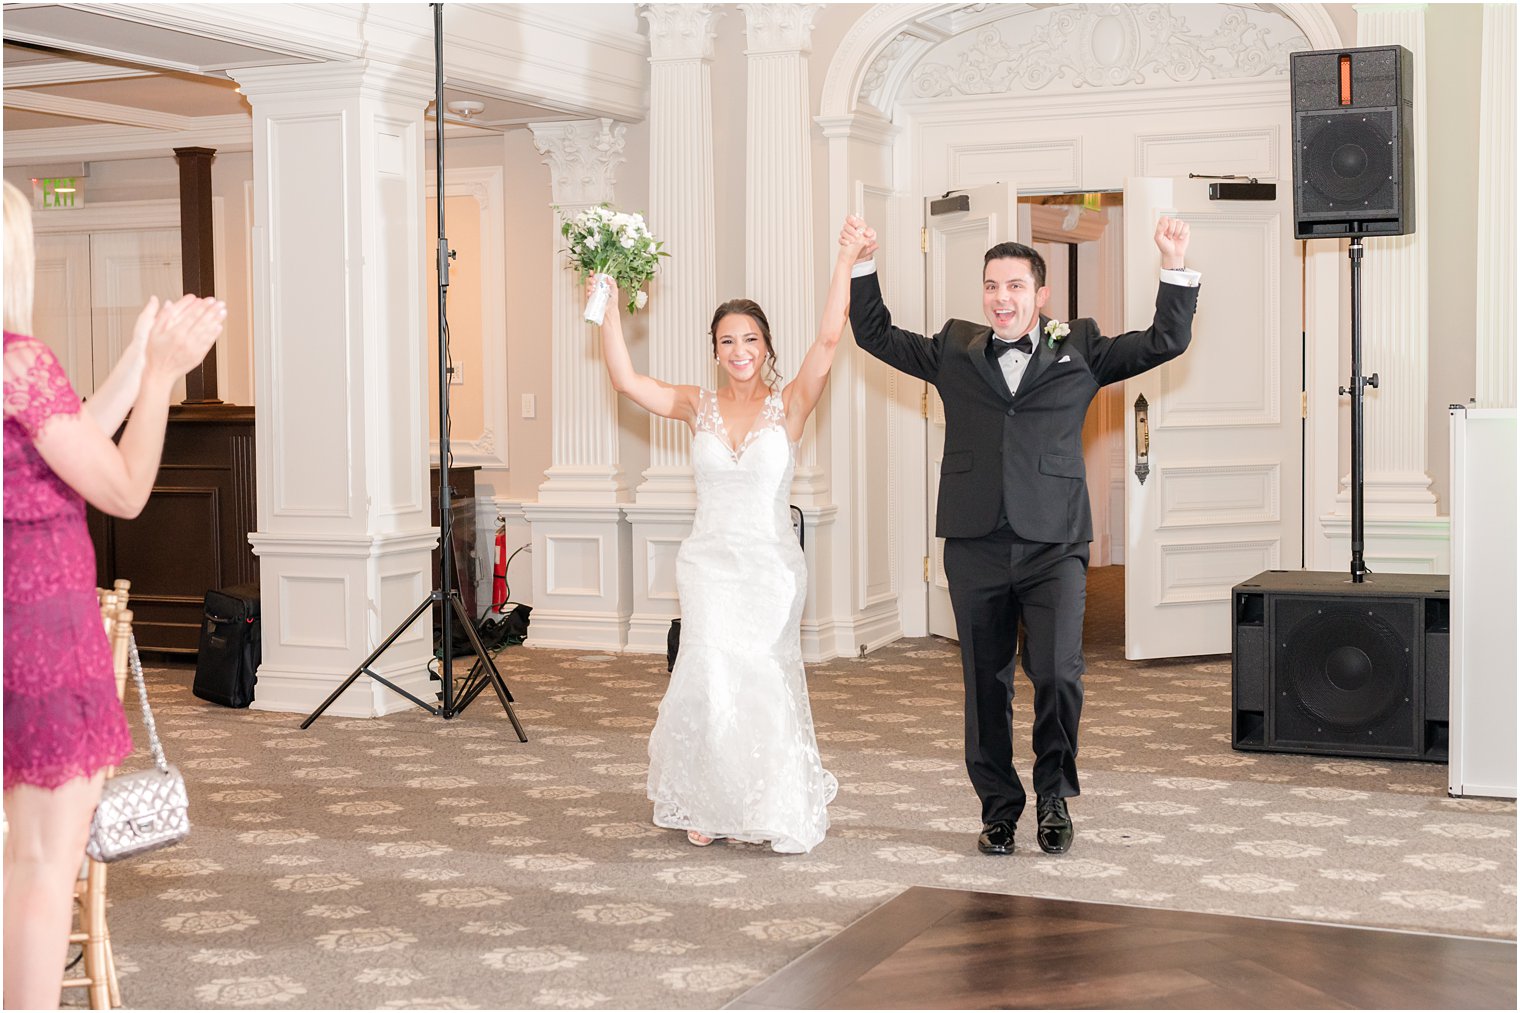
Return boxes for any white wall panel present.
[1157,539,1280,606]
[546,535,605,597]
[1157,462,1281,528]
[268,114,352,518]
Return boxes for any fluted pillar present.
[743,3,826,501]
[636,3,722,504]
[522,118,634,651]
[1351,5,1438,516]
[530,118,628,505]
[1477,3,1516,409]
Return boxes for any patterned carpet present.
[89,567,1515,1009]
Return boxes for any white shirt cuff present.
[1160,267,1201,288]
[851,258,877,279]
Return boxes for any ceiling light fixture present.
[445,100,485,119]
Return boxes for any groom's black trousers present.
[943,528,1088,826]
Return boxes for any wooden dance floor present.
[727,887,1517,1010]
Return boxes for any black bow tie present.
[991,335,1033,358]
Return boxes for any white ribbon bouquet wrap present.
[559,205,665,324]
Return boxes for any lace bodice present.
[4,332,86,522]
[692,387,789,461]
[689,387,796,546]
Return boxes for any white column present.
[530,118,628,505]
[1352,5,1439,516]
[743,2,826,502]
[232,61,437,716]
[521,118,634,651]
[636,3,722,504]
[1477,3,1516,410]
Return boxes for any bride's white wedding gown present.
[647,387,838,853]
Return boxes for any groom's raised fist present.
[1154,216,1190,269]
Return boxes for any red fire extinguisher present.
[491,526,508,613]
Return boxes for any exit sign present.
[32,177,85,209]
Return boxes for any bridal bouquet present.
[560,204,666,324]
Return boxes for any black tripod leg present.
[447,594,527,742]
[301,594,440,729]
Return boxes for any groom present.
[844,214,1198,855]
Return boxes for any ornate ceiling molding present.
[822,2,1342,118]
[907,4,1310,100]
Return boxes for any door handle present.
[1134,393,1150,485]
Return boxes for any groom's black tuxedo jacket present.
[850,271,1199,544]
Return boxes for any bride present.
[589,223,867,853]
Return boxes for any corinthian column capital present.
[640,3,724,62]
[529,118,627,206]
[741,3,821,54]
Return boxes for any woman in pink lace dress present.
[3,180,225,1009]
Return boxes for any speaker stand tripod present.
[301,3,524,736]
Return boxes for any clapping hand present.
[144,295,226,379]
[839,215,878,263]
[1154,216,1190,269]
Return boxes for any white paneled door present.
[91,229,184,403]
[31,229,183,401]
[32,233,93,394]
[922,182,1026,640]
[1123,177,1302,660]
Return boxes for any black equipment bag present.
[193,583,261,708]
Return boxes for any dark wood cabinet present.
[89,405,257,653]
[86,424,478,652]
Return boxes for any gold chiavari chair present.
[63,580,132,1009]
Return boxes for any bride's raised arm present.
[591,274,698,425]
[781,222,872,438]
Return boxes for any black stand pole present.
[1342,239,1379,584]
[303,3,524,738]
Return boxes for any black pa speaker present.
[1290,45,1415,239]
[1232,570,1448,761]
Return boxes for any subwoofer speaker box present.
[1291,45,1415,238]
[1232,571,1448,761]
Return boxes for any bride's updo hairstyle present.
[710,299,780,386]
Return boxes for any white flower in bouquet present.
[558,204,666,320]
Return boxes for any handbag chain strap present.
[127,633,171,774]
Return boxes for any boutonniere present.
[1044,319,1071,350]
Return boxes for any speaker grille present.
[1298,110,1397,213]
[1272,598,1417,754]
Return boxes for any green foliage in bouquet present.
[559,204,667,313]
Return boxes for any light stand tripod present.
[303,3,524,736]
[1339,238,1379,584]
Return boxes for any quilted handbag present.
[86,634,191,862]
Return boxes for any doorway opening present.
[1019,192,1126,580]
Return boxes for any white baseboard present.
[626,615,676,655]
[851,601,904,657]
[249,664,437,718]
[522,609,628,652]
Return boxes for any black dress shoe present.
[977,820,1015,855]
[1036,795,1073,855]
